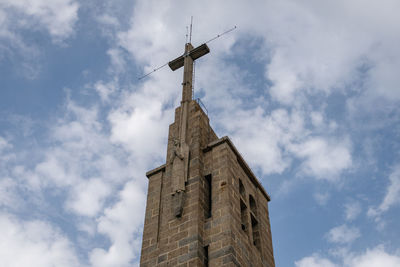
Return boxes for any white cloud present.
[345,246,400,267]
[116,1,183,66]
[195,65,353,180]
[344,201,361,221]
[97,14,119,28]
[297,246,400,267]
[35,153,75,188]
[295,254,337,267]
[1,0,400,265]
[111,0,361,182]
[3,96,146,219]
[108,79,174,166]
[223,108,295,175]
[195,61,352,180]
[0,177,20,208]
[66,178,112,217]
[368,164,400,218]
[0,94,151,265]
[289,137,352,180]
[0,0,79,42]
[0,138,20,209]
[0,213,81,267]
[89,181,145,267]
[310,112,324,128]
[0,0,79,77]
[0,136,11,150]
[314,192,330,206]
[0,136,15,165]
[326,224,361,244]
[93,79,118,103]
[107,49,126,74]
[266,0,400,105]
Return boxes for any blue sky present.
[1,0,400,266]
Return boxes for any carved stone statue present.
[170,138,189,217]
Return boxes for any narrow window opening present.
[205,174,212,218]
[249,194,261,251]
[251,213,261,251]
[204,245,209,267]
[249,194,257,216]
[239,179,245,197]
[239,179,248,232]
[240,198,248,232]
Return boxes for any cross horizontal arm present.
[189,43,210,61]
[168,43,210,71]
[168,55,184,71]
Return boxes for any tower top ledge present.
[146,135,271,202]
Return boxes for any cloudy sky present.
[1,0,400,266]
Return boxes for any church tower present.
[140,40,275,267]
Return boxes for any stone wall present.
[140,101,275,266]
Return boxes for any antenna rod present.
[205,25,237,44]
[138,25,237,80]
[138,62,169,80]
[189,16,193,43]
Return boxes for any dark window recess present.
[249,194,257,216]
[251,213,261,251]
[204,245,209,267]
[205,174,212,218]
[239,179,248,232]
[239,179,245,197]
[249,194,261,251]
[240,198,248,232]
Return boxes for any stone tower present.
[140,41,275,267]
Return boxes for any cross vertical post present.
[168,42,210,144]
[182,43,194,103]
[168,42,210,103]
[168,41,210,217]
